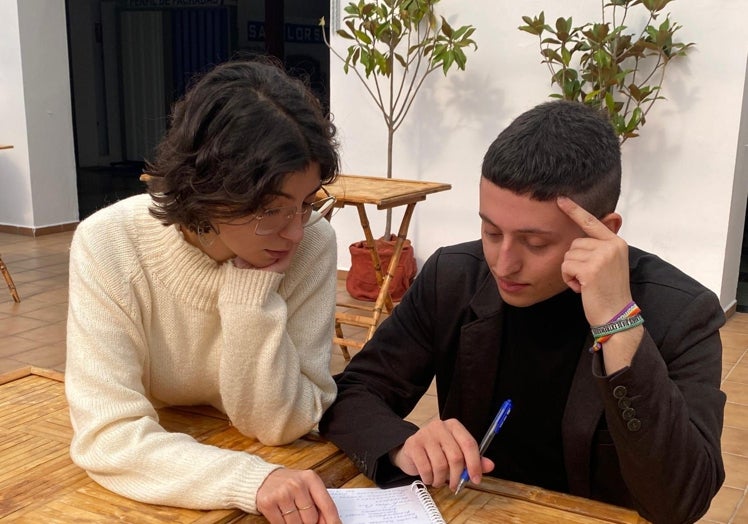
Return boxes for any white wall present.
[0,0,78,229]
[0,0,32,226]
[328,0,748,310]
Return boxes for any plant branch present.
[519,0,692,142]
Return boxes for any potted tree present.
[518,0,693,142]
[320,0,477,300]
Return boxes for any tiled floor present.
[1,230,747,522]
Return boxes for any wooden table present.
[0,368,649,523]
[323,174,452,358]
[0,368,358,522]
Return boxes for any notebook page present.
[328,481,445,524]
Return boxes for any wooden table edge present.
[325,174,452,208]
[466,477,649,523]
[0,365,63,385]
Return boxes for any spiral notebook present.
[328,480,446,524]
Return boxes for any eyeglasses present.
[242,186,337,236]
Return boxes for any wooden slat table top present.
[325,174,451,209]
[0,368,649,523]
[334,475,649,524]
[0,368,357,523]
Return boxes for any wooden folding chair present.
[0,254,20,302]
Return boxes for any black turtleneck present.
[485,288,589,492]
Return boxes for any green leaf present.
[561,46,572,66]
[454,46,467,69]
[626,107,643,132]
[603,91,616,113]
[518,12,545,36]
[441,16,453,38]
[554,17,572,40]
[445,51,456,73]
[354,30,372,45]
[628,83,643,102]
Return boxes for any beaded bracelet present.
[589,301,644,353]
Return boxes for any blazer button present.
[613,385,627,399]
[617,397,631,409]
[627,418,642,432]
[622,408,636,420]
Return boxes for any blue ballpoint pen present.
[454,398,513,495]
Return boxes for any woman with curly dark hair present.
[65,59,342,523]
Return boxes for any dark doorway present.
[66,0,330,220]
[737,203,748,312]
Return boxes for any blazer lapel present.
[562,333,603,498]
[442,273,505,439]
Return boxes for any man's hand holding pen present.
[390,399,512,494]
[389,418,496,492]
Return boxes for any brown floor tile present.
[698,485,743,523]
[725,403,748,431]
[14,320,66,345]
[733,496,748,522]
[723,344,747,366]
[17,303,68,323]
[722,426,748,457]
[723,453,748,489]
[0,315,49,336]
[10,268,59,284]
[0,289,54,311]
[726,357,748,384]
[722,331,748,349]
[0,357,28,375]
[0,334,45,356]
[10,342,66,370]
[330,352,349,376]
[724,381,748,406]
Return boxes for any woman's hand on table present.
[256,468,341,524]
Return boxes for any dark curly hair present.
[482,100,621,218]
[144,58,339,230]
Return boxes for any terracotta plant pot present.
[346,235,417,302]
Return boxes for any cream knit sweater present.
[65,194,338,514]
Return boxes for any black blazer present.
[320,240,726,524]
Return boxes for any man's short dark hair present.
[481,100,621,217]
[144,58,339,230]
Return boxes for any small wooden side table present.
[324,174,451,359]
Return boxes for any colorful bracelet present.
[591,314,644,338]
[589,301,644,353]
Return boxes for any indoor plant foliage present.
[519,0,693,143]
[321,0,476,237]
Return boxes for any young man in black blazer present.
[320,100,726,524]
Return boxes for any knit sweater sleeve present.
[217,218,338,444]
[65,204,280,514]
